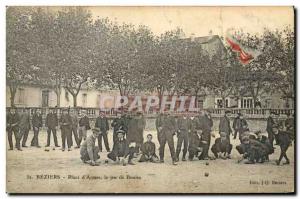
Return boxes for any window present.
[17,88,25,104]
[241,98,254,108]
[82,93,87,107]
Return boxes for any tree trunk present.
[72,94,77,107]
[9,84,17,107]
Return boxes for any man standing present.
[198,110,213,160]
[234,113,248,143]
[232,113,241,139]
[111,112,125,143]
[285,112,294,135]
[45,108,59,147]
[19,108,31,148]
[60,109,73,151]
[266,112,276,147]
[7,108,20,150]
[211,132,232,159]
[31,109,43,148]
[78,110,91,146]
[95,111,110,152]
[273,126,292,166]
[175,113,190,162]
[157,112,177,165]
[70,109,80,148]
[80,128,101,166]
[107,130,135,166]
[127,111,145,154]
[219,110,232,144]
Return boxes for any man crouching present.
[139,134,159,163]
[107,130,135,166]
[211,132,232,159]
[80,128,101,166]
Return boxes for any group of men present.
[7,107,294,167]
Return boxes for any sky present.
[84,6,294,38]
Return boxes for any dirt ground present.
[6,119,295,194]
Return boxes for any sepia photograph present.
[6,6,295,194]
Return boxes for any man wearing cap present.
[266,112,276,147]
[95,111,110,152]
[158,112,178,165]
[31,109,43,148]
[7,108,20,150]
[139,134,159,163]
[219,110,232,144]
[175,113,190,161]
[19,108,31,148]
[188,130,204,161]
[45,108,59,147]
[107,130,135,166]
[211,132,232,159]
[80,128,101,166]
[78,110,91,147]
[198,110,213,160]
[60,109,73,151]
[127,111,146,154]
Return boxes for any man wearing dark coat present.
[107,130,135,166]
[255,130,273,161]
[45,109,59,147]
[188,130,204,161]
[232,113,248,143]
[273,127,292,166]
[233,113,241,139]
[31,109,43,148]
[7,108,20,150]
[139,134,159,162]
[127,112,145,154]
[157,112,178,165]
[78,110,91,146]
[219,110,232,144]
[175,114,190,161]
[80,128,101,166]
[111,112,126,143]
[95,111,110,152]
[198,110,213,160]
[285,112,294,136]
[60,109,73,151]
[211,132,232,159]
[70,109,80,148]
[155,112,164,147]
[19,108,31,148]
[266,112,276,147]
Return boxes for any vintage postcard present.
[6,6,295,193]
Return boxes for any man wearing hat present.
[95,111,110,152]
[45,108,59,148]
[198,110,213,160]
[219,110,232,144]
[211,132,232,159]
[78,110,91,147]
[31,109,43,148]
[7,108,20,150]
[60,108,73,151]
[266,111,276,147]
[80,127,101,166]
[19,108,31,148]
[107,130,135,166]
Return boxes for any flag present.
[226,37,254,64]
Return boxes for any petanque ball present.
[45,149,50,152]
[105,160,109,164]
[205,172,209,177]
[206,162,209,166]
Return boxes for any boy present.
[139,134,159,163]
